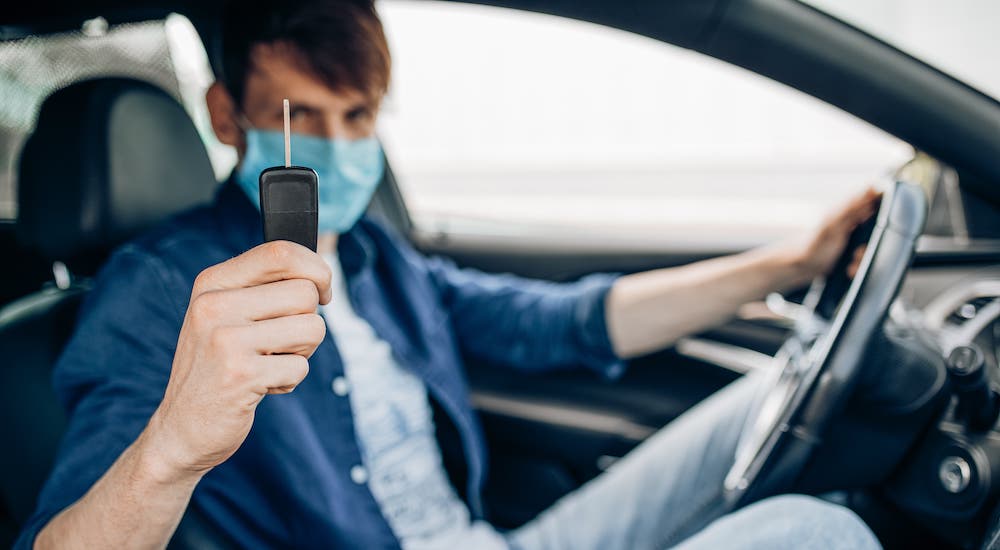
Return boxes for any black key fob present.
[259,166,318,251]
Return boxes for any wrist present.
[765,240,814,290]
[135,414,208,487]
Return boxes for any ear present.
[206,81,243,149]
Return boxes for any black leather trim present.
[17,78,217,268]
[0,284,89,524]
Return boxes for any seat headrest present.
[17,78,217,266]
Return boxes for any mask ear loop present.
[235,104,293,167]
[233,113,258,174]
[235,111,254,133]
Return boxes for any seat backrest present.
[16,77,218,275]
[0,77,218,546]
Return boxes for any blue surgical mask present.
[235,128,385,233]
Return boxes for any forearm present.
[606,242,809,358]
[34,426,202,550]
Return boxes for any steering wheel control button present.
[331,376,351,396]
[948,345,984,376]
[939,456,972,494]
[350,465,369,485]
[946,344,1000,431]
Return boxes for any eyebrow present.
[281,96,377,117]
[346,101,375,114]
[284,101,320,113]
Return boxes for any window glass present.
[376,1,912,246]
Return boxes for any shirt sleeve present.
[14,245,185,549]
[423,254,626,379]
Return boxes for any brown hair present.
[219,0,391,106]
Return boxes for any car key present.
[258,98,319,251]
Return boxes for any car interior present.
[2,1,1000,549]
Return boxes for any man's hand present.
[786,187,881,283]
[143,240,332,478]
[35,241,332,549]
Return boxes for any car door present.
[372,0,914,527]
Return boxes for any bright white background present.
[375,1,909,246]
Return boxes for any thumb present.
[846,245,867,278]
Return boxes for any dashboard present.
[889,265,1000,548]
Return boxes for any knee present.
[749,494,880,550]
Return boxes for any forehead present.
[242,42,371,112]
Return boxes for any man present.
[20,0,882,548]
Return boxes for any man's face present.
[209,41,381,155]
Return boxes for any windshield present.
[803,0,1000,101]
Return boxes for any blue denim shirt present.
[17,181,623,548]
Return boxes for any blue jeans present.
[505,373,881,550]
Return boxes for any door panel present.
[470,350,745,528]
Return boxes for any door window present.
[375,1,912,247]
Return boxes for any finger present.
[846,245,867,278]
[251,354,310,394]
[241,313,327,358]
[850,187,881,221]
[205,278,322,323]
[841,188,877,219]
[194,241,332,305]
[828,187,879,234]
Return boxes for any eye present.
[346,107,372,122]
[288,106,311,121]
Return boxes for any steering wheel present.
[723,181,927,506]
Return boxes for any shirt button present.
[350,465,368,485]
[331,376,350,396]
